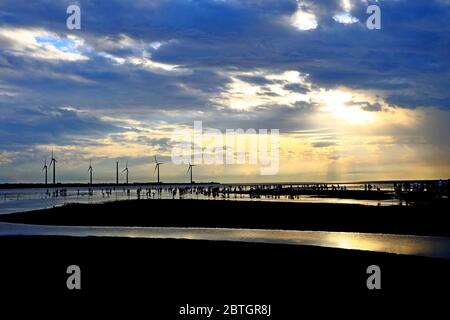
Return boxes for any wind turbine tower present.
[88,160,93,185]
[187,163,196,184]
[43,158,48,185]
[116,161,119,185]
[50,150,57,185]
[123,161,129,184]
[154,156,163,184]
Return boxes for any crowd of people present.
[39,179,449,202]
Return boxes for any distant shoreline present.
[0,182,220,189]
[0,178,448,189]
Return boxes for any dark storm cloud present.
[0,106,125,149]
[1,0,449,106]
[0,0,449,157]
[350,101,382,112]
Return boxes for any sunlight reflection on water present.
[0,222,449,260]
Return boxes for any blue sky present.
[0,0,449,183]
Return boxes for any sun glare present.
[316,90,375,124]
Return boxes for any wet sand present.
[1,236,449,312]
[1,199,449,236]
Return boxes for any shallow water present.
[0,186,399,214]
[1,222,449,260]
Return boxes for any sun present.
[315,90,375,124]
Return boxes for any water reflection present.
[0,186,399,214]
[0,222,449,260]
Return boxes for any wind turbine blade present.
[187,167,190,174]
[154,165,158,173]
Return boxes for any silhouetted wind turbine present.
[122,161,129,184]
[88,160,93,185]
[42,157,48,185]
[50,150,57,185]
[154,156,163,184]
[187,163,196,184]
[116,161,119,185]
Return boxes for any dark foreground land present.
[1,199,449,236]
[1,236,449,313]
[1,199,449,315]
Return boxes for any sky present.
[0,0,449,183]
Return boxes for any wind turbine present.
[42,157,48,185]
[50,150,57,185]
[154,156,163,184]
[116,161,119,185]
[122,161,129,184]
[88,160,93,185]
[187,163,196,184]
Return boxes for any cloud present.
[353,102,382,112]
[0,106,125,149]
[333,12,359,24]
[0,0,449,181]
[212,70,311,111]
[312,141,336,148]
[290,3,318,31]
[0,28,88,61]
